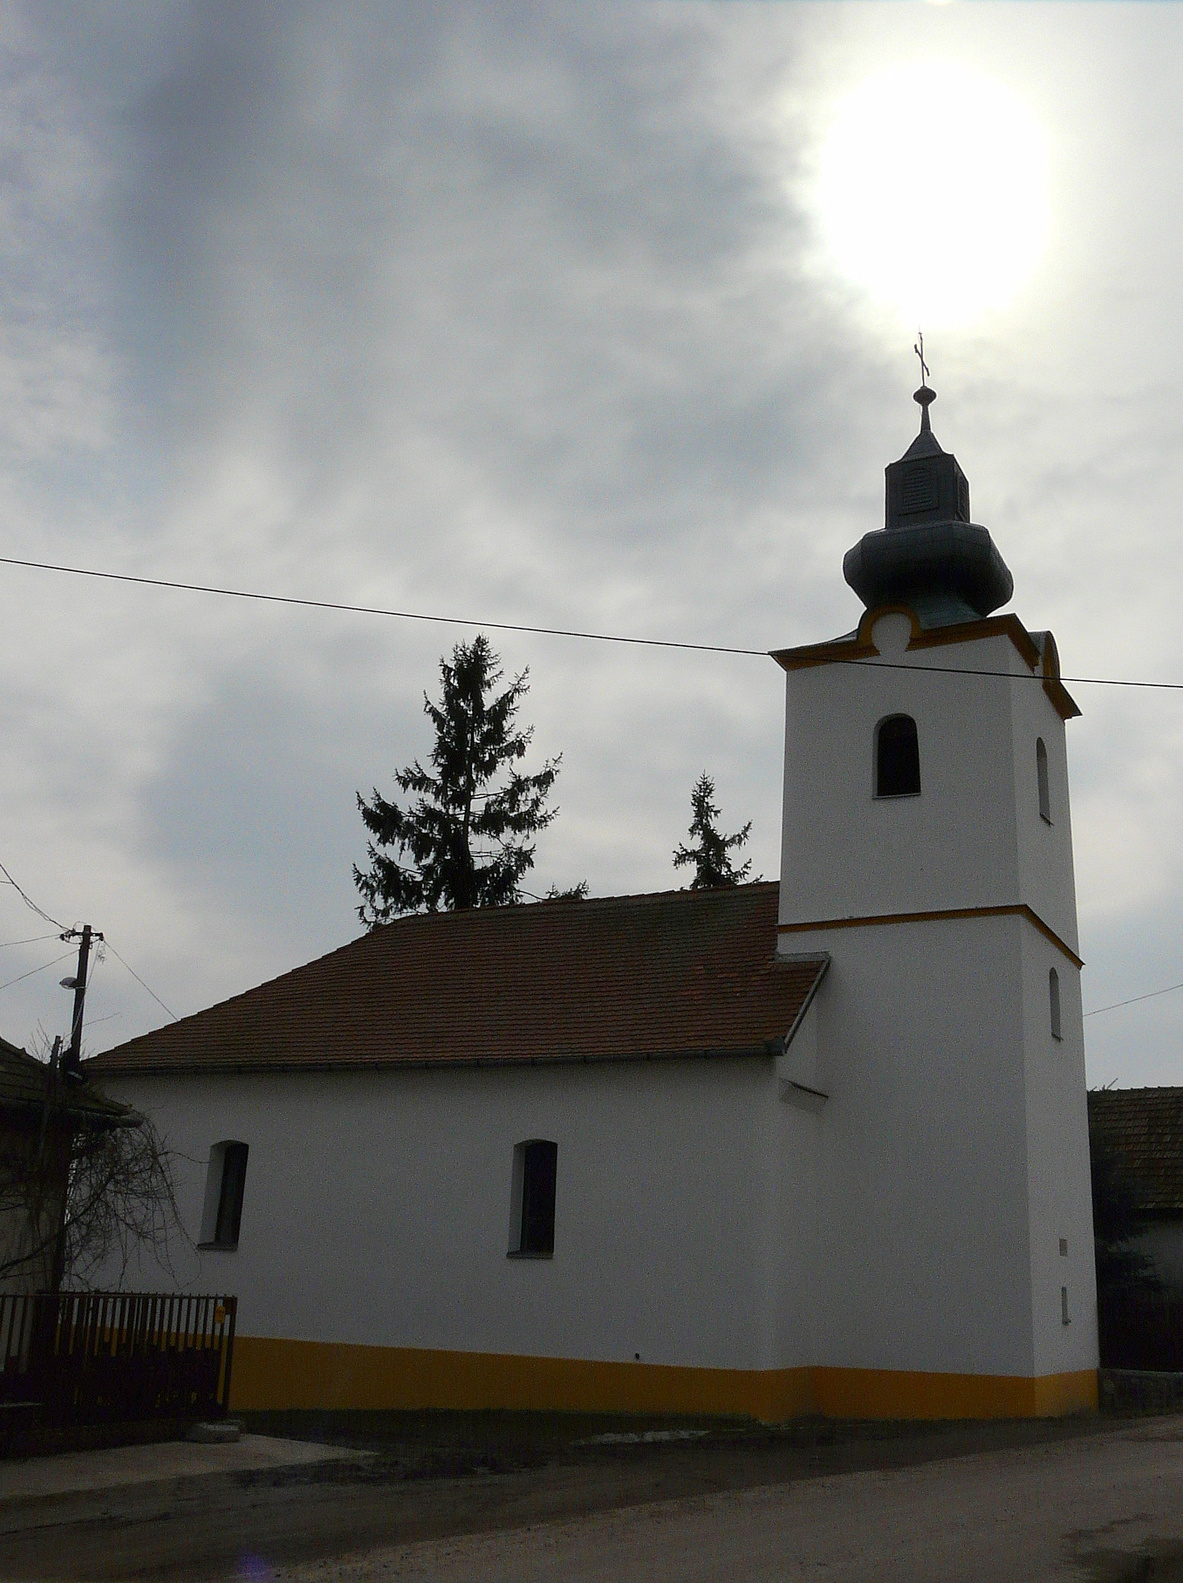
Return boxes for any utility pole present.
[60,924,102,1080]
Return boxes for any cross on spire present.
[914,331,930,388]
[912,331,936,433]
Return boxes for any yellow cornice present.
[770,605,1081,722]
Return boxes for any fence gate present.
[0,1291,237,1426]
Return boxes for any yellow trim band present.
[228,1336,1097,1421]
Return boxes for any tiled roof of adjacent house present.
[1088,1087,1183,1213]
[0,1035,132,1124]
[87,882,827,1076]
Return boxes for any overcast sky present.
[0,2,1181,1087]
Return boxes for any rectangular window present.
[1037,738,1052,824]
[1049,968,1063,1042]
[1061,1285,1070,1326]
[508,1139,557,1258]
[199,1141,249,1250]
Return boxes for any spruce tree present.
[354,635,560,925]
[673,772,753,889]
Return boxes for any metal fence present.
[1098,1289,1183,1372]
[0,1290,236,1426]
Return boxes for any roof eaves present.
[89,1040,792,1077]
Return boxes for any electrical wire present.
[0,555,760,657]
[5,559,1183,1027]
[0,859,65,930]
[85,1009,124,1028]
[1084,980,1183,1019]
[0,950,73,995]
[0,932,60,950]
[103,938,178,1021]
[3,552,1183,691]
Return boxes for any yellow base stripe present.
[810,1365,1097,1420]
[228,1336,1097,1421]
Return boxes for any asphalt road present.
[269,1416,1183,1583]
[2,1414,1182,1581]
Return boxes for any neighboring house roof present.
[0,1035,132,1126]
[87,882,828,1077]
[1088,1087,1183,1214]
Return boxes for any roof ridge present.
[1090,1086,1183,1097]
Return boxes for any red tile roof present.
[87,883,826,1077]
[1089,1087,1183,1214]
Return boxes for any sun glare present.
[815,63,1050,329]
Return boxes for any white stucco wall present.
[1019,926,1098,1374]
[97,1057,809,1374]
[775,608,1097,1381]
[779,613,1076,941]
[783,917,1033,1374]
[1008,645,1080,955]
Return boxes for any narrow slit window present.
[509,1139,557,1258]
[875,715,921,799]
[1037,737,1051,824]
[199,1141,249,1250]
[1049,968,1062,1042]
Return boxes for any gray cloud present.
[0,3,1180,1084]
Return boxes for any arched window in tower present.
[1049,968,1062,1041]
[875,715,921,799]
[1036,738,1052,824]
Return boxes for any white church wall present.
[780,617,1034,928]
[764,998,824,1371]
[787,915,1040,1378]
[1008,669,1081,955]
[96,1058,790,1374]
[1019,929,1098,1377]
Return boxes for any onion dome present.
[842,386,1013,628]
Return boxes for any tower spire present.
[913,332,935,434]
[840,359,1014,627]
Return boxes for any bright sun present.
[815,63,1050,329]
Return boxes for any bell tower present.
[771,383,1098,1417]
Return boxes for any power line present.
[0,858,175,1022]
[3,559,1182,1028]
[0,950,73,995]
[0,932,60,950]
[1084,980,1183,1019]
[104,939,178,1022]
[0,555,760,657]
[0,860,64,931]
[3,553,1183,691]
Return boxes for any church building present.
[88,385,1098,1419]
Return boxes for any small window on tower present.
[875,715,921,799]
[1049,968,1063,1042]
[508,1140,557,1258]
[1037,738,1052,824]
